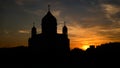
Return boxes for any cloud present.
[15,0,24,5]
[52,10,61,17]
[101,0,120,6]
[18,30,29,34]
[97,27,120,40]
[101,4,120,23]
[15,0,37,6]
[102,4,119,15]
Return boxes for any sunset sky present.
[1,0,120,50]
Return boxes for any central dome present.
[41,9,57,35]
[42,11,56,22]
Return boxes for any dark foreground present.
[0,42,120,68]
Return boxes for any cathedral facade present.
[28,6,70,56]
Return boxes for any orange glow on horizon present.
[69,36,113,50]
[81,45,90,50]
[67,24,117,50]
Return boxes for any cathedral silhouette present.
[28,5,70,57]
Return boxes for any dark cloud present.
[97,28,120,40]
[1,0,118,29]
[102,0,120,6]
[111,11,120,22]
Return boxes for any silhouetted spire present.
[62,21,68,35]
[31,22,37,37]
[48,4,50,11]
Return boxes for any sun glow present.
[81,45,90,51]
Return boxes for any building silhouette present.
[28,5,70,57]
